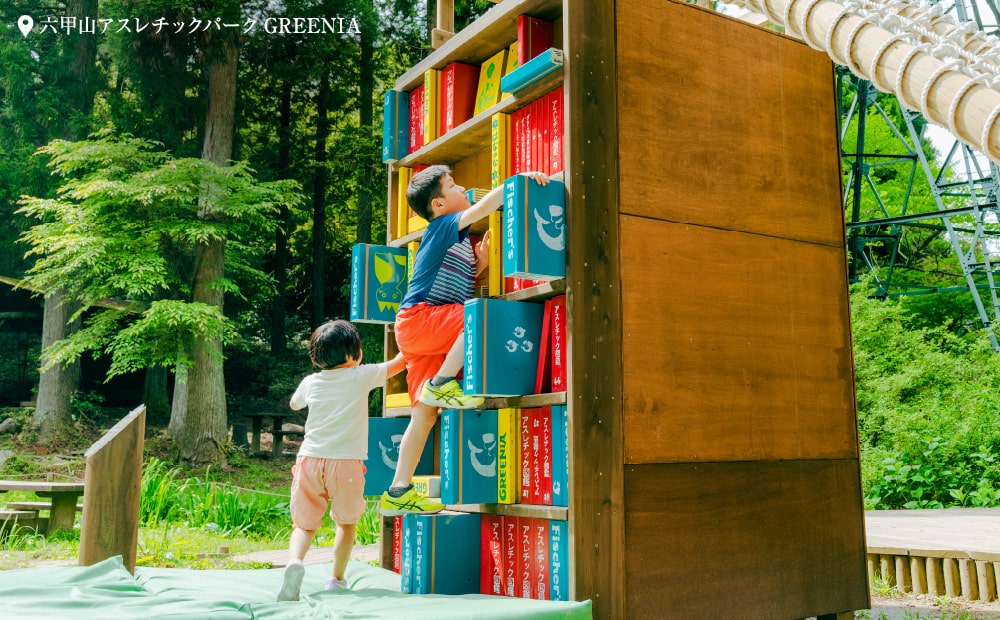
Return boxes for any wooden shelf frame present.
[392,70,563,170]
[393,0,562,92]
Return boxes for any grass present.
[0,408,383,571]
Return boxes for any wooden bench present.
[0,509,45,534]
[239,412,304,457]
[5,500,84,513]
[0,480,85,534]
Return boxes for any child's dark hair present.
[308,320,362,369]
[406,164,451,221]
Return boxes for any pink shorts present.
[395,302,465,404]
[289,456,367,530]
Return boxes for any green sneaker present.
[419,378,484,409]
[380,486,445,516]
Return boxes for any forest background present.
[0,0,999,517]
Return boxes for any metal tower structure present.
[838,0,1000,350]
[721,0,1000,350]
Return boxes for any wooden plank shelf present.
[394,0,562,91]
[446,503,568,521]
[385,391,566,419]
[393,69,563,170]
[498,278,565,302]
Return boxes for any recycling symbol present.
[505,325,534,353]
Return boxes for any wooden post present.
[943,558,961,597]
[977,560,998,601]
[431,0,455,49]
[926,557,945,595]
[895,555,912,594]
[78,405,145,573]
[910,556,928,594]
[960,558,980,600]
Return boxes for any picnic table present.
[0,480,85,533]
[240,412,303,457]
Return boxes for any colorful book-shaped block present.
[488,211,504,297]
[440,409,499,505]
[466,188,489,204]
[384,392,410,408]
[350,244,408,324]
[517,15,554,64]
[533,517,550,600]
[480,513,504,595]
[475,48,508,115]
[551,405,568,507]
[518,516,536,598]
[382,89,409,163]
[501,41,519,100]
[503,174,566,281]
[395,167,411,240]
[423,69,440,145]
[442,61,479,134]
[500,48,563,95]
[549,519,569,601]
[408,84,424,153]
[497,407,521,504]
[401,512,481,594]
[491,112,510,190]
[503,515,520,597]
[363,417,435,496]
[463,298,544,397]
[412,475,440,498]
[550,294,567,391]
[392,515,403,574]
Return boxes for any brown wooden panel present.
[451,147,491,195]
[621,216,858,463]
[79,405,146,573]
[617,0,844,247]
[566,0,625,615]
[624,460,869,619]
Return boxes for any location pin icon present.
[18,15,33,37]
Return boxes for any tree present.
[1,0,100,441]
[17,132,300,459]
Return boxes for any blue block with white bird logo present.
[440,409,499,505]
[350,244,409,324]
[503,174,566,281]
[463,298,545,397]
[364,417,435,497]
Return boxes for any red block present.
[441,62,480,134]
[517,15,554,65]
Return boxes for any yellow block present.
[396,167,411,240]
[412,475,441,498]
[385,392,411,408]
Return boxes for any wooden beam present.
[0,275,145,313]
[565,0,625,615]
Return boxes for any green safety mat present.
[0,556,592,619]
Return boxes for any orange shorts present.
[395,302,465,404]
[289,456,366,530]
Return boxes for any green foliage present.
[852,280,1000,509]
[865,437,1000,509]
[140,457,288,537]
[16,132,302,379]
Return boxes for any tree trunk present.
[311,76,330,328]
[356,18,375,245]
[270,81,292,356]
[32,292,80,443]
[170,31,238,462]
[143,366,170,425]
[32,0,96,443]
